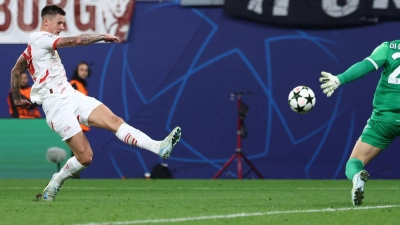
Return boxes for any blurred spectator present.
[70,61,91,132]
[7,71,41,118]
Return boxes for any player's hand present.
[14,99,31,108]
[319,71,340,97]
[103,34,120,43]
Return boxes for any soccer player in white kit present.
[10,5,181,201]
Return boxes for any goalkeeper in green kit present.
[320,41,400,206]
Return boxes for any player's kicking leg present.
[41,101,181,201]
[88,104,181,158]
[345,140,380,206]
[158,126,181,158]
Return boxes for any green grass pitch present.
[1,179,400,225]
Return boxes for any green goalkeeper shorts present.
[361,119,400,150]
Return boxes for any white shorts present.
[42,91,102,141]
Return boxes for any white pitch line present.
[71,205,400,225]
[0,187,399,190]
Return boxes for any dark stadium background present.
[1,2,399,179]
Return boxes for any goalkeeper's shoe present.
[158,127,181,159]
[351,170,369,206]
[42,173,61,201]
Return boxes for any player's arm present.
[329,60,377,86]
[7,91,19,118]
[56,34,119,48]
[320,42,388,97]
[337,43,387,85]
[319,61,376,97]
[10,55,31,108]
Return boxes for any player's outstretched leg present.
[89,104,182,158]
[158,126,181,158]
[351,170,369,206]
[115,123,181,158]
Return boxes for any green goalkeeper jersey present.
[337,40,400,125]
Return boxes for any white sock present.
[54,156,85,186]
[115,123,161,154]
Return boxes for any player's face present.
[107,0,130,18]
[20,73,29,87]
[77,64,89,79]
[43,14,65,35]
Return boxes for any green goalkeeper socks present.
[345,158,364,181]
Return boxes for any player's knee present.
[79,152,93,166]
[111,115,124,125]
[72,146,93,166]
[81,156,92,166]
[109,115,124,132]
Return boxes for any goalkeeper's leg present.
[346,119,395,205]
[345,140,382,206]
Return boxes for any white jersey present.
[23,31,74,105]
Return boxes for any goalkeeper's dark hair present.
[41,5,66,19]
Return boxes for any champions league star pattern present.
[1,1,399,179]
[87,2,365,179]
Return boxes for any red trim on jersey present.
[22,52,29,60]
[53,38,60,50]
[77,115,80,122]
[51,121,55,131]
[39,70,49,84]
[25,45,36,75]
[26,45,32,58]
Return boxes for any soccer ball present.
[288,86,316,114]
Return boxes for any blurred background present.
[1,0,400,179]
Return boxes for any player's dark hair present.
[41,5,66,19]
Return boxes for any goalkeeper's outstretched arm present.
[337,59,377,85]
[320,42,388,97]
[320,59,379,97]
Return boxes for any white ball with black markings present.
[288,86,316,114]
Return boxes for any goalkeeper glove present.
[319,71,340,97]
